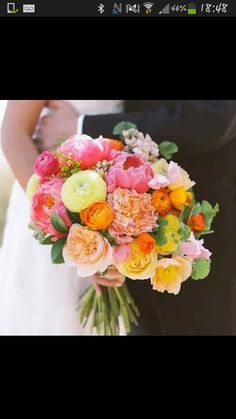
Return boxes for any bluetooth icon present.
[98,3,105,14]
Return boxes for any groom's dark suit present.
[84,101,236,335]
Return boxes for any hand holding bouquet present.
[27,122,219,335]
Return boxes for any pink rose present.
[60,135,113,169]
[34,151,59,178]
[105,152,154,193]
[112,245,132,264]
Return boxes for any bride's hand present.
[35,100,79,152]
[92,267,125,295]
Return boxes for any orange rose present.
[151,188,172,215]
[188,213,206,231]
[169,187,192,210]
[80,201,114,230]
[137,233,156,255]
[104,138,124,151]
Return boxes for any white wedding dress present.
[0,100,124,335]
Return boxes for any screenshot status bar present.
[0,1,236,17]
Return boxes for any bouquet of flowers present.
[27,121,219,335]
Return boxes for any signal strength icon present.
[143,2,154,14]
[159,3,170,14]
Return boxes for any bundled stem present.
[79,282,139,336]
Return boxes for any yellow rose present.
[115,240,157,280]
[26,174,39,201]
[156,214,181,254]
[61,170,107,212]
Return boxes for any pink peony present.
[180,233,212,260]
[33,151,59,178]
[60,135,113,169]
[112,244,132,264]
[105,152,154,193]
[31,177,72,239]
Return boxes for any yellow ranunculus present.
[115,240,157,280]
[156,214,181,254]
[26,174,39,200]
[169,186,192,210]
[61,170,107,212]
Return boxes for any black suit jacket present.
[84,101,236,335]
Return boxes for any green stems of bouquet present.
[79,282,140,336]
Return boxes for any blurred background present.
[0,101,14,245]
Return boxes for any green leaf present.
[191,258,211,280]
[151,217,168,246]
[201,201,219,231]
[179,223,191,241]
[113,121,137,137]
[159,141,178,160]
[66,209,81,224]
[180,205,191,222]
[41,235,54,245]
[51,237,67,264]
[191,203,201,215]
[50,213,69,234]
[196,230,214,238]
[101,230,117,246]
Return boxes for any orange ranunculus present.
[169,187,192,210]
[151,188,172,215]
[188,213,206,231]
[104,138,124,151]
[80,201,114,230]
[137,233,156,255]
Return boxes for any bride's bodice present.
[64,100,124,116]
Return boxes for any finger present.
[94,282,103,296]
[93,276,122,288]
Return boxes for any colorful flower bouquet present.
[27,121,219,335]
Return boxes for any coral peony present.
[108,188,158,243]
[31,177,71,239]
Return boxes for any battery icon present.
[187,2,196,14]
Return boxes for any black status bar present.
[0,1,236,17]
